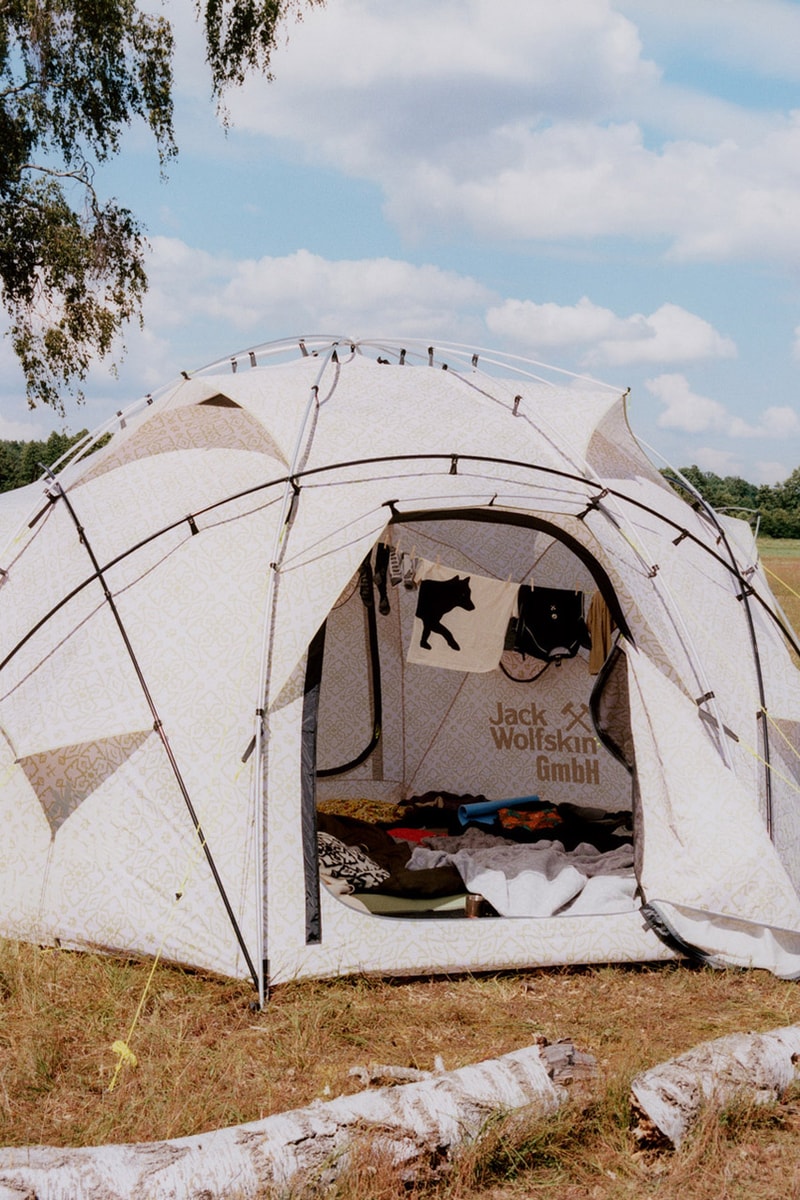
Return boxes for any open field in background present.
[1,542,800,1197]
[759,539,800,646]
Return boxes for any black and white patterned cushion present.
[317,832,390,891]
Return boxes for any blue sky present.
[2,0,800,484]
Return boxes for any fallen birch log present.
[631,1024,800,1150]
[0,1039,595,1200]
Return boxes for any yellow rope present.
[738,742,800,796]
[761,707,800,765]
[762,561,800,603]
[107,861,193,1093]
[738,705,800,801]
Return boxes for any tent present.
[2,335,800,1004]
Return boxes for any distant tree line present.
[665,465,800,538]
[0,429,90,493]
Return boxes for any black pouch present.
[510,586,591,662]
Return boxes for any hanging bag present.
[511,585,591,662]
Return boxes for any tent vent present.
[199,394,241,408]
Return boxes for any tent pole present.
[252,347,340,1008]
[40,471,261,989]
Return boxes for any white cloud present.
[487,298,735,365]
[0,412,51,440]
[754,460,792,486]
[760,406,800,437]
[145,240,492,341]
[647,373,730,434]
[616,0,800,83]
[691,446,744,475]
[191,0,800,264]
[228,0,655,129]
[647,374,800,450]
[728,406,800,439]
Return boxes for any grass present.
[2,540,800,1195]
[758,539,800,651]
[1,943,800,1198]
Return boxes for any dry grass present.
[1,943,800,1198]
[758,538,800,648]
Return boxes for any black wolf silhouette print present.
[415,575,475,651]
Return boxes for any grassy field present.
[2,542,800,1197]
[758,539,800,646]
[1,944,800,1198]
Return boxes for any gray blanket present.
[408,827,638,917]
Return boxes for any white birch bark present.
[631,1024,800,1149]
[0,1040,591,1199]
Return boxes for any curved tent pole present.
[5,451,798,687]
[6,449,799,680]
[441,363,737,768]
[251,345,340,1008]
[645,459,774,836]
[37,472,260,989]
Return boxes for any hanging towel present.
[407,559,518,672]
[588,590,616,674]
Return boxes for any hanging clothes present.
[588,590,616,674]
[407,559,519,672]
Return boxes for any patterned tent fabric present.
[1,336,800,993]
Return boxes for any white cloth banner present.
[407,560,518,673]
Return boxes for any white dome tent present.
[2,335,800,1007]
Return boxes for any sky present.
[2,0,800,484]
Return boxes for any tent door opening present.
[304,513,639,935]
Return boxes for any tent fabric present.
[1,337,800,990]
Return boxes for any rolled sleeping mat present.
[457,795,541,827]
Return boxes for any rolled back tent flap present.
[1,337,800,998]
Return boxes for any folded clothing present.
[317,811,464,898]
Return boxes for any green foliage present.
[0,428,90,491]
[202,0,326,95]
[0,0,175,411]
[665,464,800,537]
[0,0,323,411]
[672,465,760,514]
